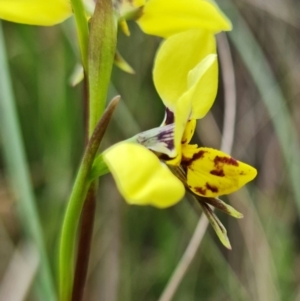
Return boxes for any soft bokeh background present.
[1,0,300,300]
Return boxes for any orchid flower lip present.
[136,123,176,157]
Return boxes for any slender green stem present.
[70,0,89,71]
[0,22,56,301]
[88,0,117,135]
[59,96,120,301]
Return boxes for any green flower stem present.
[0,22,56,301]
[70,0,89,71]
[59,96,120,301]
[88,0,117,135]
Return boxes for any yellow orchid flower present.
[103,30,257,211]
[114,0,231,38]
[137,0,232,37]
[0,0,72,26]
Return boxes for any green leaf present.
[0,22,56,301]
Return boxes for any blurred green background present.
[1,0,300,300]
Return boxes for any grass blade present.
[219,0,300,215]
[0,22,57,301]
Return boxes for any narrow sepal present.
[195,195,243,218]
[114,50,135,74]
[198,200,232,249]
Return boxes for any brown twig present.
[71,184,97,301]
[71,73,92,301]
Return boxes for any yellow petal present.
[182,119,196,145]
[153,29,216,112]
[103,143,185,208]
[181,144,198,160]
[172,90,193,160]
[187,54,218,119]
[183,147,257,197]
[171,54,217,157]
[137,0,232,38]
[0,0,72,26]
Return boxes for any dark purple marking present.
[165,108,174,125]
[159,154,170,161]
[206,183,219,193]
[210,169,225,177]
[214,156,239,167]
[157,128,174,150]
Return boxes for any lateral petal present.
[171,55,218,158]
[187,54,218,119]
[182,119,197,145]
[103,143,185,208]
[183,147,257,197]
[137,0,232,38]
[0,0,72,25]
[153,29,216,112]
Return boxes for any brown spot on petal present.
[194,187,206,195]
[210,169,225,177]
[182,155,190,162]
[206,183,219,193]
[214,156,239,167]
[192,150,206,161]
[182,150,207,168]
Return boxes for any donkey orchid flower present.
[103,29,257,209]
